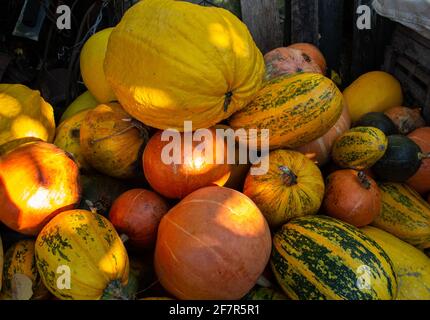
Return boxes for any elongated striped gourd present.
[362,226,430,300]
[271,215,397,300]
[371,183,430,250]
[332,127,388,169]
[229,73,343,149]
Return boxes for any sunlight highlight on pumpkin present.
[11,115,49,141]
[133,87,173,109]
[27,187,50,209]
[0,95,21,118]
[209,23,230,49]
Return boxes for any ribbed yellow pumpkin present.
[60,91,99,123]
[229,73,343,149]
[35,210,129,300]
[344,71,403,122]
[80,28,116,103]
[362,226,430,300]
[104,0,264,130]
[0,84,55,147]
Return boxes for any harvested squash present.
[407,127,430,195]
[355,112,398,136]
[60,91,99,123]
[288,43,327,74]
[385,106,425,135]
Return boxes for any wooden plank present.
[240,0,283,54]
[290,0,319,45]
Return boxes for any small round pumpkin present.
[406,127,430,194]
[243,150,325,229]
[323,170,381,227]
[0,141,81,235]
[109,189,169,249]
[35,210,129,300]
[288,42,327,74]
[80,103,150,179]
[296,103,351,166]
[154,186,272,300]
[143,128,231,199]
[264,47,322,81]
[385,106,426,135]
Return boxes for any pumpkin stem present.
[357,171,371,190]
[279,166,298,186]
[223,91,233,112]
[89,119,149,145]
[102,279,130,300]
[120,234,129,243]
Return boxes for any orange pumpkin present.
[288,43,327,74]
[296,103,351,166]
[385,107,426,135]
[407,127,430,195]
[143,128,231,199]
[323,170,381,227]
[0,141,81,235]
[154,186,272,300]
[109,189,169,249]
[264,47,322,81]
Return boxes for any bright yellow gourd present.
[104,0,264,130]
[0,84,55,147]
[60,91,99,123]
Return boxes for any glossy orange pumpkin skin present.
[264,47,322,81]
[288,43,327,74]
[0,142,81,235]
[323,170,381,227]
[143,129,231,199]
[155,186,272,300]
[296,103,351,166]
[109,189,169,249]
[407,127,430,195]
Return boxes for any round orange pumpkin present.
[296,103,351,166]
[407,127,430,195]
[288,43,327,74]
[0,141,81,235]
[109,189,169,249]
[154,186,272,300]
[264,47,322,81]
[143,128,231,199]
[323,170,381,227]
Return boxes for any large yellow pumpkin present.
[0,84,55,147]
[104,0,264,130]
[35,210,129,300]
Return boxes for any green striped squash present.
[229,73,343,149]
[332,127,388,169]
[372,183,430,250]
[271,215,397,300]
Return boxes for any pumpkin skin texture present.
[104,0,264,131]
[80,103,150,179]
[0,141,81,235]
[243,150,325,229]
[143,129,231,199]
[264,47,322,81]
[35,210,129,300]
[288,43,327,74]
[229,73,343,150]
[323,170,381,227]
[372,183,430,250]
[80,28,116,103]
[355,112,398,136]
[385,106,425,135]
[362,226,430,300]
[0,84,55,147]
[343,71,403,122]
[407,127,430,195]
[60,91,99,123]
[109,189,169,249]
[154,186,272,300]
[332,127,388,170]
[296,103,351,166]
[271,215,397,300]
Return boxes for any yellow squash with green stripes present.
[229,73,343,149]
[271,215,397,300]
[371,183,430,250]
[332,127,388,169]
[35,210,129,300]
[362,226,430,300]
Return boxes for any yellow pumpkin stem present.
[279,166,298,186]
[223,91,233,112]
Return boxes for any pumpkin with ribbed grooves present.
[332,127,388,170]
[35,210,129,300]
[0,141,81,235]
[271,215,397,300]
[243,150,324,229]
[104,0,264,131]
[229,73,343,150]
[371,183,430,250]
[407,127,430,194]
[362,226,430,300]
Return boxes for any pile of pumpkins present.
[0,0,429,300]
